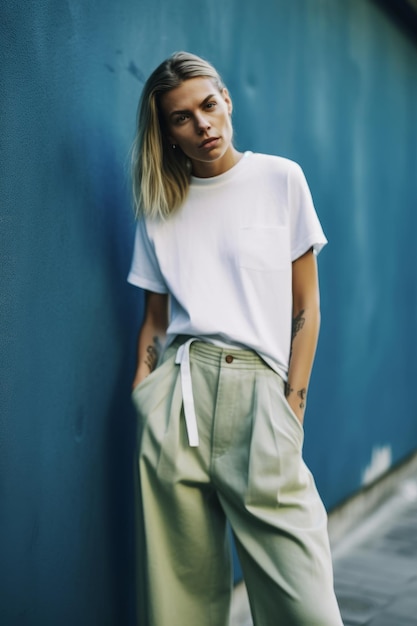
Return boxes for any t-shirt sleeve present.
[287,162,328,261]
[127,219,168,293]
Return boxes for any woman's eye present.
[205,101,216,110]
[174,114,189,124]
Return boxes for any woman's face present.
[160,77,238,177]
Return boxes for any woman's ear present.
[222,88,233,115]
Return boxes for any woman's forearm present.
[133,325,166,389]
[285,304,320,423]
[132,292,168,390]
[285,250,321,423]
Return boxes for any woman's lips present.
[199,137,220,149]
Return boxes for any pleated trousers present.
[132,339,343,626]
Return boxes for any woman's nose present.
[195,113,210,133]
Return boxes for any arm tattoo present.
[289,308,306,359]
[284,382,293,398]
[144,336,161,373]
[285,383,307,410]
[292,309,305,342]
[297,388,307,409]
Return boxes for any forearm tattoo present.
[285,384,307,410]
[297,388,306,409]
[292,309,305,342]
[284,382,293,398]
[144,336,161,372]
[289,309,305,360]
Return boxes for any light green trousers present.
[132,339,343,626]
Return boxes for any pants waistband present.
[173,336,271,448]
[172,335,268,368]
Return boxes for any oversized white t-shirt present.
[128,151,327,380]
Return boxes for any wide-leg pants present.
[132,339,343,626]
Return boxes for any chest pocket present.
[238,226,289,271]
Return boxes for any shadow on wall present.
[372,0,417,41]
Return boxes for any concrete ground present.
[230,469,417,626]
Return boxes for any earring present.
[172,144,177,149]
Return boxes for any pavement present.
[230,472,417,626]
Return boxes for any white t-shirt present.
[128,151,327,380]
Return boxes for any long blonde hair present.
[132,52,226,219]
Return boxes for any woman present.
[128,51,343,626]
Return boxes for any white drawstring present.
[175,338,202,447]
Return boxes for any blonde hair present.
[131,51,226,219]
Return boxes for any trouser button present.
[225,355,234,364]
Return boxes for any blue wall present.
[1,2,142,624]
[1,1,417,624]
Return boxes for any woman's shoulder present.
[249,152,304,178]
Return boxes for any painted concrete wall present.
[2,0,417,624]
[1,2,142,624]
